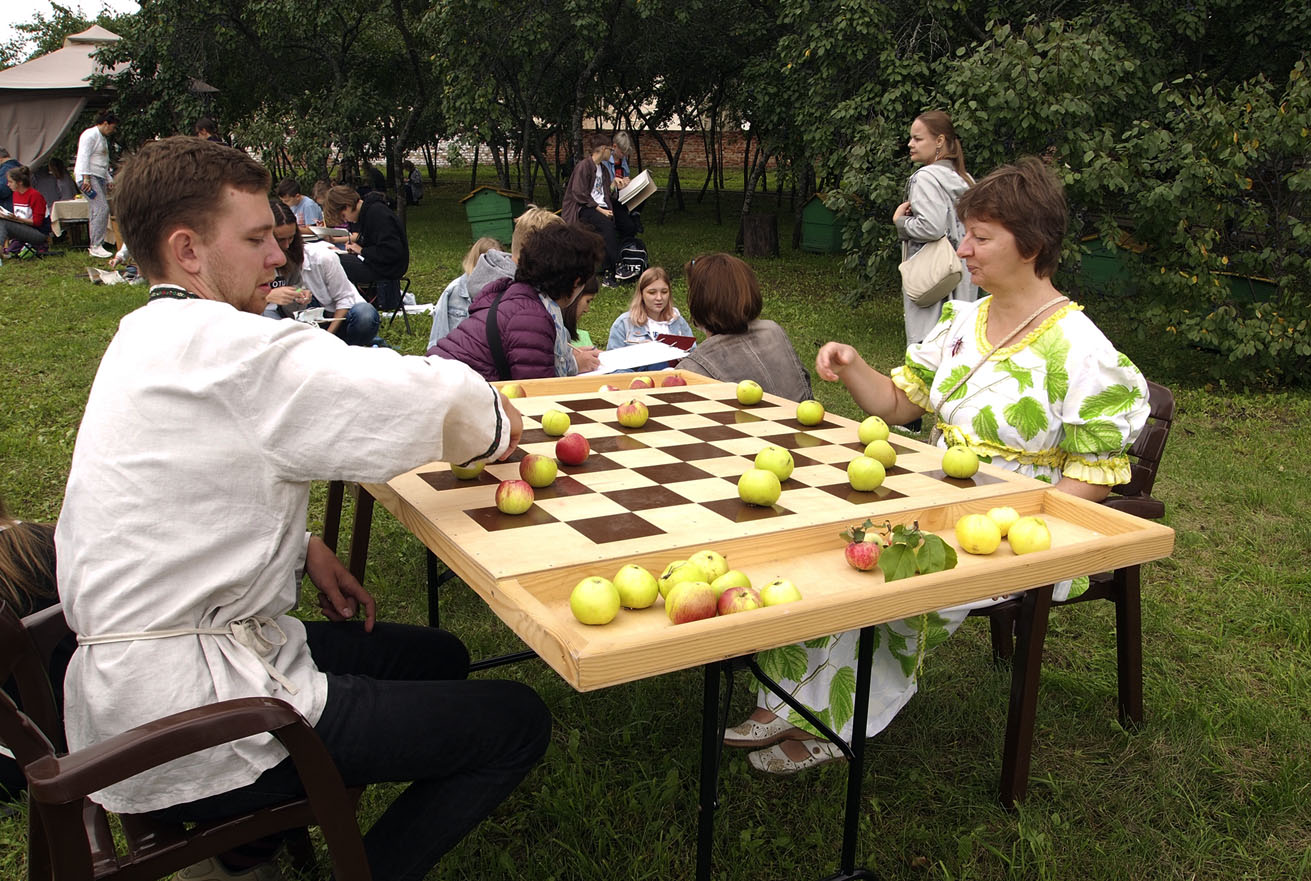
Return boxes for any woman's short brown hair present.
[684,253,762,335]
[956,157,1067,279]
[323,185,360,228]
[114,136,270,280]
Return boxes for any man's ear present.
[165,226,204,276]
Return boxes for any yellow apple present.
[449,461,485,480]
[942,445,980,479]
[847,456,886,491]
[754,445,795,481]
[689,549,729,583]
[737,468,782,506]
[570,576,620,624]
[796,399,825,425]
[955,513,1002,555]
[710,569,752,597]
[540,409,571,436]
[1008,516,1052,555]
[863,439,897,469]
[736,379,764,404]
[658,559,710,599]
[986,506,1021,537]
[858,416,890,444]
[612,564,660,609]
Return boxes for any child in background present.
[429,237,508,349]
[606,267,695,371]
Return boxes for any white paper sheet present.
[580,341,687,375]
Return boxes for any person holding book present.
[562,134,621,287]
[1,165,51,257]
[606,267,695,371]
[676,253,813,402]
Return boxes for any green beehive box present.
[800,193,843,253]
[461,187,527,245]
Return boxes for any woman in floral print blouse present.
[726,158,1151,775]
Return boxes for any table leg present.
[346,485,374,584]
[697,661,726,881]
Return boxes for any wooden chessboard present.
[366,372,1174,691]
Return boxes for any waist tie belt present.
[78,615,299,695]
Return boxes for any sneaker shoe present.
[16,245,38,260]
[176,857,282,881]
[88,245,113,258]
[600,274,621,289]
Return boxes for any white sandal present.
[747,739,846,775]
[723,714,805,748]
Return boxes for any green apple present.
[737,468,782,507]
[955,513,1002,555]
[688,549,729,583]
[736,379,764,405]
[658,558,710,599]
[1008,516,1052,555]
[501,382,526,399]
[846,456,886,491]
[570,575,621,625]
[540,409,571,436]
[863,439,897,469]
[759,578,803,606]
[449,461,485,480]
[796,399,825,425]
[612,564,659,609]
[710,569,752,597]
[753,445,795,481]
[986,506,1021,537]
[857,416,890,444]
[942,445,980,479]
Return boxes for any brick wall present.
[421,130,776,171]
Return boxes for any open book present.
[617,169,657,209]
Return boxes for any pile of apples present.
[953,507,1052,556]
[847,416,896,491]
[569,548,803,626]
[599,374,689,392]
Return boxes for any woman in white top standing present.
[894,110,977,347]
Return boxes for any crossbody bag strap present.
[485,288,512,381]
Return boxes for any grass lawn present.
[2,170,1309,880]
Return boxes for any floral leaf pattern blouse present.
[891,296,1149,488]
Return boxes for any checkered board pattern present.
[396,384,1029,577]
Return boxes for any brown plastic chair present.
[0,602,371,881]
[969,379,1175,807]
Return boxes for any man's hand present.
[79,178,93,196]
[345,242,362,255]
[572,345,600,373]
[499,392,523,459]
[305,536,376,631]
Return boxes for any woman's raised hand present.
[815,342,864,382]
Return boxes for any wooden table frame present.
[336,372,1174,880]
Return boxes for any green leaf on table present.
[756,643,809,683]
[879,544,919,582]
[1003,396,1049,441]
[915,534,958,574]
[1079,384,1141,419]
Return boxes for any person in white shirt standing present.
[74,110,118,258]
[56,136,547,881]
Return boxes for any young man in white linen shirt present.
[55,136,548,881]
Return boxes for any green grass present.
[3,175,1310,880]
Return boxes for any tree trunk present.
[742,213,779,257]
[735,148,773,253]
[471,141,480,190]
[792,164,816,250]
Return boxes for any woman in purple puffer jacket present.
[429,223,604,381]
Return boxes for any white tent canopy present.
[0,26,124,168]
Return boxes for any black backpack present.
[616,238,648,282]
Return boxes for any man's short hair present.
[194,116,217,135]
[95,110,119,126]
[275,177,302,198]
[114,136,270,281]
[584,132,611,153]
[685,253,762,335]
[956,156,1067,279]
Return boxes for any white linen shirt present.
[298,241,364,313]
[74,125,111,181]
[57,298,510,813]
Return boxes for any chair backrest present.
[1111,380,1174,502]
[0,602,64,770]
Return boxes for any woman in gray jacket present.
[893,111,978,346]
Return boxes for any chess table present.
[355,371,1174,880]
